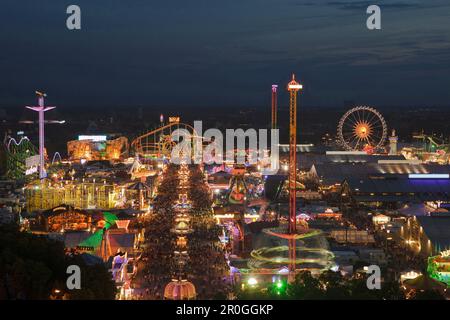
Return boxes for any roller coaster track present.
[51,152,62,164]
[4,136,38,179]
[413,134,449,152]
[131,122,198,159]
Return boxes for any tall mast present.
[287,74,303,282]
[271,85,278,129]
[287,74,302,234]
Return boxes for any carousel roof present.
[127,181,150,190]
[164,279,196,300]
[403,275,447,292]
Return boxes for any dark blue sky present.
[1,0,450,108]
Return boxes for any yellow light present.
[247,277,258,286]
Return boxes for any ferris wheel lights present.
[337,106,387,152]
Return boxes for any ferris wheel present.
[337,106,387,152]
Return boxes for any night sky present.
[1,0,450,108]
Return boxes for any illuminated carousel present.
[247,218,335,277]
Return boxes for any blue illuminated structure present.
[409,174,449,179]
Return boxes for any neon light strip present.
[408,174,449,179]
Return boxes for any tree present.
[236,270,410,300]
[67,255,116,300]
[287,271,325,299]
[0,224,116,299]
[412,290,446,300]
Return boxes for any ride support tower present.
[287,74,302,234]
[271,84,278,130]
[25,91,55,180]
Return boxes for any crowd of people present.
[130,163,231,299]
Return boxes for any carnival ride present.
[227,166,250,205]
[67,136,129,161]
[427,251,450,287]
[45,205,92,232]
[4,136,38,180]
[131,122,197,160]
[413,133,449,152]
[79,212,118,253]
[51,152,62,164]
[400,133,450,164]
[25,91,56,179]
[271,84,278,130]
[242,74,334,281]
[337,106,388,152]
[25,179,118,212]
[248,244,335,272]
[245,220,335,274]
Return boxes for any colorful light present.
[247,277,258,286]
[408,174,449,179]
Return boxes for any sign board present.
[169,117,180,124]
[25,155,40,168]
[25,166,38,175]
[78,135,107,142]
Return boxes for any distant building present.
[372,213,391,227]
[342,176,450,204]
[310,162,450,187]
[330,230,375,244]
[67,136,129,162]
[389,129,399,155]
[358,248,387,265]
[0,207,15,224]
[403,216,450,257]
[0,180,23,213]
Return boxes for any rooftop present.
[416,216,450,251]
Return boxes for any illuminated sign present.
[441,250,450,257]
[408,174,449,179]
[25,155,40,168]
[78,135,107,142]
[169,117,180,123]
[288,84,303,90]
[25,166,38,175]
